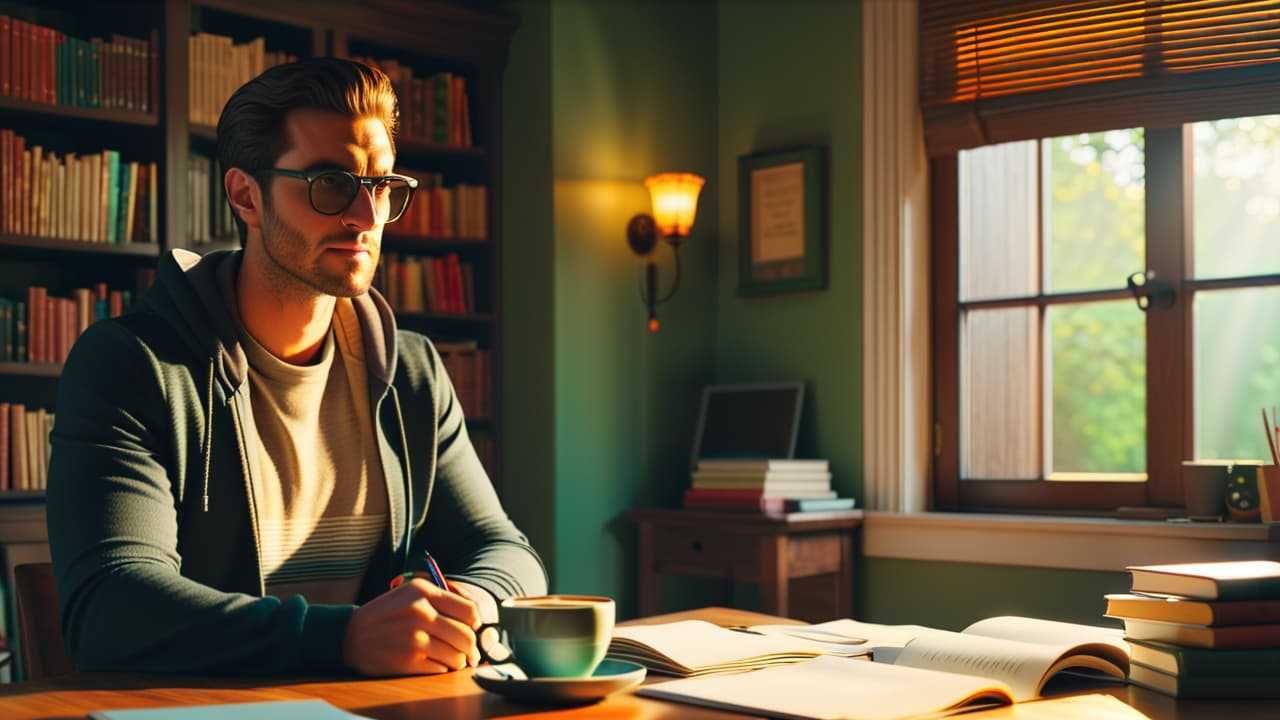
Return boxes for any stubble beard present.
[258,204,378,300]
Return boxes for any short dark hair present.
[217,57,400,245]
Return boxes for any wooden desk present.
[625,507,863,621]
[0,607,1275,720]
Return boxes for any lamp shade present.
[644,172,705,238]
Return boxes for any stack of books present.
[1108,560,1280,698]
[681,458,855,513]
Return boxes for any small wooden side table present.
[624,507,863,621]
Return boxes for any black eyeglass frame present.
[257,168,419,223]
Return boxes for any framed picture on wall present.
[737,146,827,297]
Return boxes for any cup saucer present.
[472,659,647,705]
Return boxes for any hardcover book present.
[1121,617,1280,649]
[1128,661,1280,699]
[1128,638,1280,677]
[1126,560,1280,601]
[1105,592,1280,626]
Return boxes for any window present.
[923,1,1280,513]
[933,116,1280,512]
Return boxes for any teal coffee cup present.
[478,595,615,678]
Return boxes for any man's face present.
[257,108,394,298]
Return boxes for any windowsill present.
[863,511,1279,572]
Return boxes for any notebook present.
[689,381,804,470]
[87,699,370,720]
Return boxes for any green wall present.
[504,0,719,616]
[504,0,1130,629]
[714,1,864,504]
[501,0,557,578]
[862,560,1133,630]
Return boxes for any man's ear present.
[225,167,263,231]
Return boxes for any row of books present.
[1,129,157,244]
[436,342,492,421]
[378,252,477,316]
[188,33,295,128]
[1111,560,1280,698]
[0,402,51,492]
[0,15,156,112]
[683,458,855,513]
[188,152,236,245]
[356,57,471,147]
[0,285,132,364]
[396,171,487,239]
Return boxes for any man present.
[46,58,546,677]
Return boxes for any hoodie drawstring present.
[202,357,214,512]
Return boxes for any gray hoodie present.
[46,248,546,674]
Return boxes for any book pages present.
[608,619,867,677]
[637,655,1013,720]
[958,694,1152,719]
[895,630,1123,701]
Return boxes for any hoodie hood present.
[143,248,398,397]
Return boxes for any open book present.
[607,619,868,677]
[637,655,1013,720]
[746,615,1130,702]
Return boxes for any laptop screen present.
[689,381,804,469]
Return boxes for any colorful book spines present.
[378,252,478,316]
[0,401,52,492]
[353,57,472,147]
[0,285,131,364]
[0,15,155,113]
[395,170,487,239]
[434,342,492,420]
[0,128,156,243]
[187,33,294,128]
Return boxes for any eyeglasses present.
[258,168,419,224]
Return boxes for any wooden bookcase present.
[0,0,515,596]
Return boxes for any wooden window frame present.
[931,123,1280,514]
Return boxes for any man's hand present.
[448,579,500,624]
[343,578,482,676]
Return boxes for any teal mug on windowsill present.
[477,595,615,678]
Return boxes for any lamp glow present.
[626,172,705,332]
[644,173,705,239]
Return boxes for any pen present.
[424,550,453,592]
[388,551,453,592]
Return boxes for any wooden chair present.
[14,562,75,680]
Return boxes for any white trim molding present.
[862,0,931,512]
[864,511,1280,572]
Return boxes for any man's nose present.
[341,184,380,230]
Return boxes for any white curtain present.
[861,0,930,512]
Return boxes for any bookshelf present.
[0,1,516,498]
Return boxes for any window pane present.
[1048,301,1145,475]
[1044,130,1145,294]
[962,307,1039,480]
[1194,287,1280,460]
[1192,115,1280,280]
[959,141,1038,301]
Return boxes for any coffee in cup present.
[477,595,614,678]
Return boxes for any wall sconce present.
[625,172,705,332]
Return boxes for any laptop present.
[688,381,804,470]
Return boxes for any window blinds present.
[920,0,1280,155]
